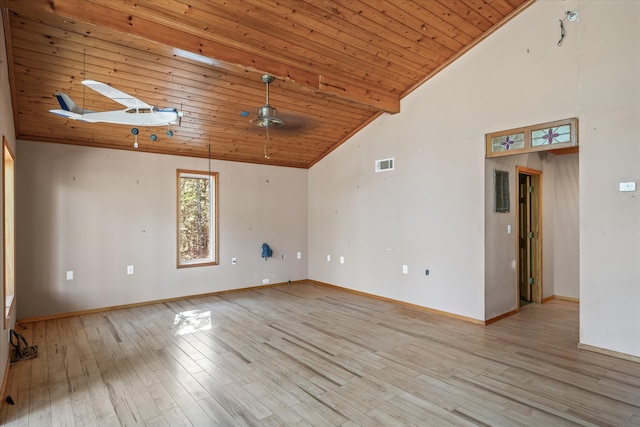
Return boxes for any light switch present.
[66,271,73,280]
[127,265,134,275]
[340,256,345,264]
[402,265,408,274]
[507,224,512,234]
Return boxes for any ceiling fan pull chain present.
[264,126,270,159]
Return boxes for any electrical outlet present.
[127,265,134,275]
[66,271,73,281]
[262,278,270,284]
[232,257,237,265]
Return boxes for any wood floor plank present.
[243,381,306,425]
[307,389,380,426]
[1,282,638,426]
[151,369,214,425]
[69,397,99,427]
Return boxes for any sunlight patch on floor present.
[173,309,211,335]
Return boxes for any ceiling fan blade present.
[276,111,315,131]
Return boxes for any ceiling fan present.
[248,74,315,159]
[251,74,283,159]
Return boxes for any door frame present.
[515,166,542,310]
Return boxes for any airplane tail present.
[54,92,94,114]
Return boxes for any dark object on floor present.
[9,329,38,362]
[5,396,15,405]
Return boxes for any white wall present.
[309,0,639,358]
[577,2,640,357]
[16,141,308,319]
[554,153,579,299]
[309,110,486,320]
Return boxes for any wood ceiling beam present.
[0,0,400,113]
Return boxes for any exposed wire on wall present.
[558,11,579,47]
[558,19,566,46]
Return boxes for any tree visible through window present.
[177,170,218,267]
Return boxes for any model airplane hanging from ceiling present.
[50,80,183,126]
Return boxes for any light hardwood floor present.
[1,282,638,426]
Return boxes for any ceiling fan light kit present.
[252,75,284,128]
[254,105,284,128]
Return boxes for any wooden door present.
[518,173,532,302]
[516,166,542,308]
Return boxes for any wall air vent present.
[375,157,394,172]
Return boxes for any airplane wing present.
[82,80,153,109]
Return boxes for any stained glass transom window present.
[532,124,572,146]
[491,133,525,153]
[486,118,577,158]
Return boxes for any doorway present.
[516,166,542,309]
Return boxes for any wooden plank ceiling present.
[1,0,533,169]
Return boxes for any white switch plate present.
[66,271,73,280]
[262,278,270,284]
[507,224,512,234]
[402,265,408,274]
[127,265,134,275]
[340,256,345,264]
[232,257,237,265]
[297,252,302,259]
[619,181,637,192]
[327,254,331,262]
